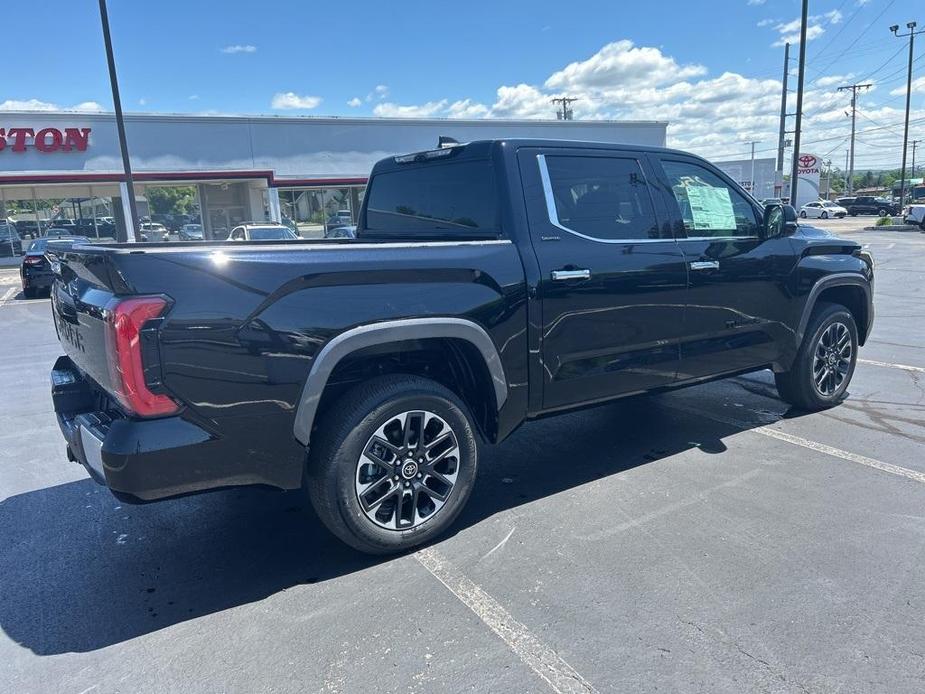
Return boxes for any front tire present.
[775,302,858,411]
[306,375,479,554]
[821,211,828,219]
[799,210,807,218]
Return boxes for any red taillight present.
[104,296,179,417]
[24,255,45,265]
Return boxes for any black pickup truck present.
[49,139,874,554]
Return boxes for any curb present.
[863,225,922,232]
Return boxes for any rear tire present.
[775,302,858,411]
[799,210,807,218]
[305,375,479,554]
[877,208,888,217]
[23,286,36,299]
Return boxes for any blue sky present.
[3,0,924,168]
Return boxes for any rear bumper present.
[52,355,249,503]
[22,267,53,288]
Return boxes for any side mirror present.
[763,203,798,237]
[782,204,799,234]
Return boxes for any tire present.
[775,302,858,411]
[23,285,36,299]
[821,211,828,219]
[878,208,888,217]
[305,374,479,554]
[799,210,807,218]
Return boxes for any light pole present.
[789,0,809,206]
[890,21,925,207]
[99,0,138,242]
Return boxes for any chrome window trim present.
[536,154,672,245]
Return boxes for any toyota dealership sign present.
[794,152,821,208]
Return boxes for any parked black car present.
[75,218,116,238]
[845,196,898,217]
[0,221,23,257]
[21,236,91,298]
[48,138,875,554]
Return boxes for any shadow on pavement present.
[0,394,766,655]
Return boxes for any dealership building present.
[0,111,667,240]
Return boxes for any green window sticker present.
[682,185,736,231]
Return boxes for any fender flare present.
[292,317,508,446]
[795,273,872,346]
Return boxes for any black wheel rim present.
[355,410,460,530]
[812,321,852,397]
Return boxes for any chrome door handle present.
[689,260,719,271]
[551,269,591,281]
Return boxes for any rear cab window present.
[360,144,500,240]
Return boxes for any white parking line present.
[858,358,925,374]
[662,402,925,486]
[0,286,17,308]
[415,547,599,694]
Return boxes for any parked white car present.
[799,200,847,219]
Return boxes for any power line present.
[550,97,578,121]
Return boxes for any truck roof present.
[371,138,708,174]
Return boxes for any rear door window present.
[539,155,663,241]
[363,160,499,238]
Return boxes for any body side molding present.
[292,317,508,445]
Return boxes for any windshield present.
[27,239,49,252]
[249,227,296,240]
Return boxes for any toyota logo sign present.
[798,154,817,168]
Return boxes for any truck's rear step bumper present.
[51,355,281,503]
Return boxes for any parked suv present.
[48,139,875,554]
[846,196,898,217]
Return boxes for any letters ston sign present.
[0,127,91,153]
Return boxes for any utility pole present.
[551,97,578,121]
[789,0,809,206]
[891,21,925,207]
[744,140,760,196]
[912,139,921,178]
[777,42,790,175]
[99,0,138,242]
[845,149,850,193]
[837,83,872,195]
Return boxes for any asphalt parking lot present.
[1,220,924,693]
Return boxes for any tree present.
[146,186,196,215]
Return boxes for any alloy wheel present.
[355,410,460,530]
[812,321,852,397]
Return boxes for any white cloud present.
[347,97,362,107]
[364,84,390,102]
[220,44,256,54]
[373,100,448,118]
[814,74,853,88]
[189,94,200,100]
[138,98,147,106]
[545,40,706,91]
[747,0,767,5]
[0,98,104,112]
[757,18,777,27]
[890,76,925,96]
[770,11,842,47]
[270,92,322,109]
